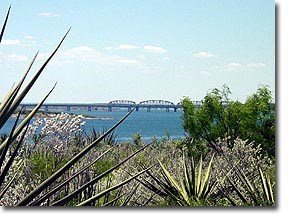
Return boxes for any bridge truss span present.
[138,100,179,112]
[109,100,136,105]
[140,100,174,106]
[20,99,184,113]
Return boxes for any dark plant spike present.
[0,5,10,43]
[0,163,22,200]
[142,193,156,206]
[133,170,167,197]
[226,175,248,204]
[7,28,70,119]
[0,123,29,187]
[17,105,139,206]
[120,183,140,206]
[0,52,39,129]
[29,146,114,206]
[0,84,15,115]
[215,185,237,206]
[51,139,152,206]
[143,167,182,202]
[0,83,56,152]
[237,168,258,204]
[103,176,113,205]
[103,193,126,206]
[76,166,152,206]
[110,185,125,206]
[0,108,21,170]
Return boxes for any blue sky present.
[0,0,275,103]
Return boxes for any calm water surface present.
[1,109,185,142]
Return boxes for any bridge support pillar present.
[88,106,92,111]
[166,108,169,112]
[147,108,151,112]
[174,108,177,112]
[45,106,49,112]
[108,106,112,112]
[136,107,139,111]
[128,107,131,112]
[67,106,71,111]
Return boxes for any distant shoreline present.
[11,110,115,121]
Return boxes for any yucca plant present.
[140,154,216,206]
[208,138,276,206]
[222,166,275,206]
[0,5,152,206]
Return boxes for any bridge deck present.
[20,101,191,112]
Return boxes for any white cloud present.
[225,62,242,69]
[7,53,28,62]
[117,44,139,50]
[193,51,214,58]
[224,62,266,70]
[22,36,36,46]
[42,45,141,66]
[1,39,21,46]
[143,45,167,54]
[60,46,101,63]
[39,12,60,17]
[25,36,35,40]
[245,63,266,69]
[105,44,139,50]
[104,44,168,54]
[112,58,140,65]
[104,46,113,50]
[0,51,27,62]
[201,70,211,76]
[65,46,95,55]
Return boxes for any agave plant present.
[221,166,275,206]
[140,153,216,206]
[208,138,275,206]
[0,5,152,206]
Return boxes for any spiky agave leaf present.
[0,160,23,200]
[76,166,152,206]
[0,52,39,129]
[0,5,10,43]
[198,153,215,198]
[50,139,152,206]
[141,154,216,206]
[257,167,274,205]
[0,84,56,152]
[0,116,29,188]
[29,146,114,206]
[223,165,275,206]
[1,27,70,129]
[0,108,22,170]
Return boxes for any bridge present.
[20,100,203,113]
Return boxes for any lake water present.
[1,109,185,142]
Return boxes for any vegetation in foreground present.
[0,5,275,206]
